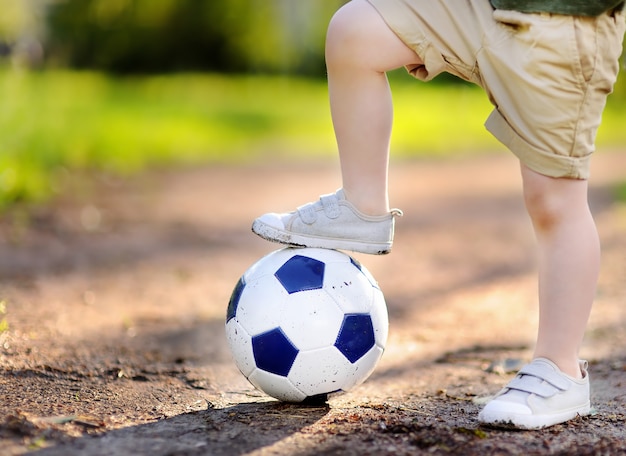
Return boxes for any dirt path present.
[1,152,625,455]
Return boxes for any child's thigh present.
[366,0,494,81]
[327,0,423,71]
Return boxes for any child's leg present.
[326,0,421,215]
[251,0,419,254]
[479,165,597,428]
[520,165,600,378]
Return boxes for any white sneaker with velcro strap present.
[251,189,403,255]
[478,357,591,430]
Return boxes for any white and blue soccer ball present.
[225,248,389,402]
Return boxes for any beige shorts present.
[367,0,626,179]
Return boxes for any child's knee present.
[521,167,590,231]
[524,188,562,230]
[326,0,382,67]
[326,6,364,60]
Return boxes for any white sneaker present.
[478,358,591,430]
[251,189,402,255]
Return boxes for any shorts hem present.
[485,110,591,180]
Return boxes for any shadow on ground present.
[28,402,330,456]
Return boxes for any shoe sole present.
[478,402,591,430]
[251,220,392,255]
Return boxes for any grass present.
[0,301,8,333]
[1,68,625,209]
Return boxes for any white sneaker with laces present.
[478,358,591,430]
[251,189,402,255]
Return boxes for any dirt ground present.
[0,151,625,455]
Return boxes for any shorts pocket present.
[573,18,599,83]
[492,8,539,31]
[492,9,588,88]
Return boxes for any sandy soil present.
[1,151,625,455]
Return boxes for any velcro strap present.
[504,362,571,398]
[320,194,340,219]
[297,203,317,224]
[518,363,571,391]
[506,376,561,398]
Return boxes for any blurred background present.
[1,0,625,210]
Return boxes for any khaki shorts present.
[367,0,626,179]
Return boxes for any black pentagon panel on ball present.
[274,255,325,294]
[252,328,299,376]
[350,256,379,289]
[334,314,376,363]
[350,257,363,272]
[226,277,246,323]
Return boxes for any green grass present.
[1,69,625,209]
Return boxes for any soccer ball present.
[225,248,389,402]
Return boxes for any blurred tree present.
[0,0,40,40]
[0,0,49,67]
[5,0,625,91]
[45,0,345,75]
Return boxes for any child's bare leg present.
[521,165,600,379]
[251,0,418,254]
[326,0,421,215]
